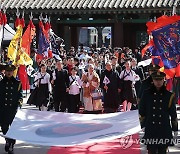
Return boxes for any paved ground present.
[0,95,180,154]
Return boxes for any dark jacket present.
[53,69,70,101]
[100,69,120,109]
[0,76,22,125]
[139,85,178,146]
[138,76,153,100]
[112,64,122,76]
[132,66,145,97]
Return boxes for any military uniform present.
[139,72,178,154]
[138,64,160,101]
[138,76,153,100]
[0,65,22,154]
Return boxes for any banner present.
[152,21,180,70]
[145,15,180,77]
[22,20,36,55]
[4,110,141,147]
[38,21,50,58]
[7,23,23,64]
[8,18,33,67]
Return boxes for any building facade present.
[2,0,180,50]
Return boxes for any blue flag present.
[38,28,49,55]
[152,21,180,69]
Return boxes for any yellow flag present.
[7,25,33,66]
[7,25,23,65]
[17,47,33,66]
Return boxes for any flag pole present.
[0,2,2,62]
[25,12,33,97]
[0,8,6,63]
[172,5,176,15]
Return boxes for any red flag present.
[44,22,53,58]
[18,20,35,92]
[22,20,36,55]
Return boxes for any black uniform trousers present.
[54,92,68,112]
[1,123,16,145]
[147,145,168,154]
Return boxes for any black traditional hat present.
[4,64,16,71]
[151,71,166,80]
[148,63,160,71]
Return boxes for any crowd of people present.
[0,44,179,154]
[25,45,151,113]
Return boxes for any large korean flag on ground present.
[4,110,141,146]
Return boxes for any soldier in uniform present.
[138,64,160,102]
[0,64,23,154]
[138,71,178,154]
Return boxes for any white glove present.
[174,131,178,137]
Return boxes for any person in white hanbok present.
[28,64,51,111]
[68,67,82,113]
[119,60,140,111]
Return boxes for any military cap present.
[151,71,166,80]
[5,64,16,71]
[148,64,160,71]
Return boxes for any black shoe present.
[5,141,10,152]
[8,144,14,154]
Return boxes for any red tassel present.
[39,21,44,29]
[45,22,51,31]
[21,18,25,28]
[15,18,21,27]
[2,13,7,25]
[0,11,2,25]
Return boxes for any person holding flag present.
[100,61,121,113]
[103,75,110,93]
